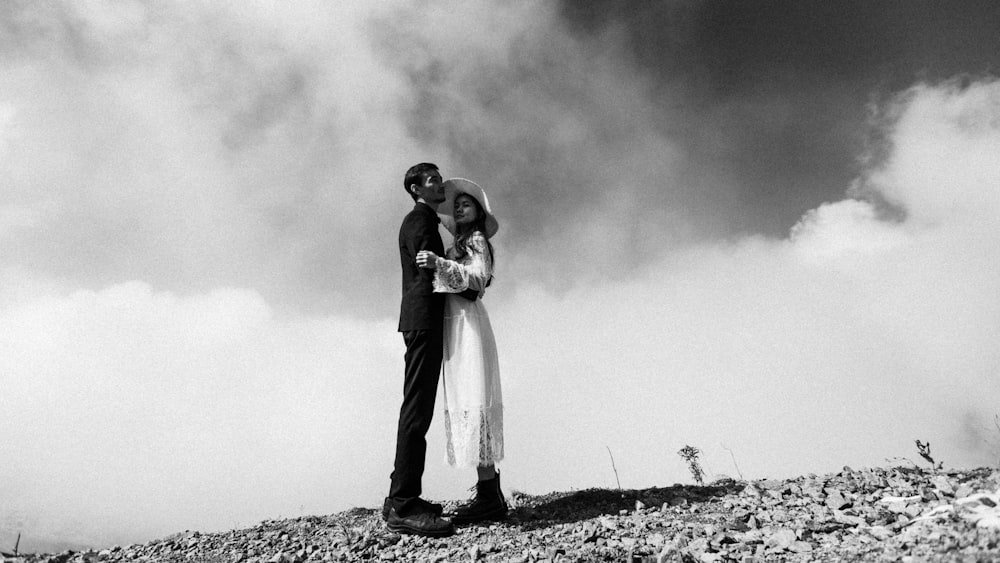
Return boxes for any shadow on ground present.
[505,481,744,529]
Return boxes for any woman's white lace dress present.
[433,232,503,468]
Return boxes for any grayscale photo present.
[2,1,1000,561]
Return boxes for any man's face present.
[412,170,445,205]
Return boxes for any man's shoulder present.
[399,206,434,248]
[401,204,421,219]
[401,204,437,226]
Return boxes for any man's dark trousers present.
[389,326,443,515]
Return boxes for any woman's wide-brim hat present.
[440,178,499,238]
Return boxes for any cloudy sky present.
[3,0,1000,553]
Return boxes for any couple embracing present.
[384,163,506,537]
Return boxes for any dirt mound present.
[11,466,1000,562]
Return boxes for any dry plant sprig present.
[678,445,705,486]
[994,414,1000,467]
[915,439,943,469]
[606,446,622,491]
[720,443,744,480]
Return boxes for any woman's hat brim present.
[440,178,499,238]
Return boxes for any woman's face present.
[453,194,480,226]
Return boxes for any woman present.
[415,178,507,524]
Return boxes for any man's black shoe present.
[385,507,455,537]
[382,497,444,521]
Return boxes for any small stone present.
[788,541,813,553]
[976,515,1000,529]
[885,501,908,514]
[658,542,682,563]
[770,508,791,523]
[764,528,797,550]
[825,490,851,510]
[833,510,865,527]
[866,526,893,540]
[932,476,955,496]
[803,485,824,500]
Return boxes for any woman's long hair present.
[454,196,495,287]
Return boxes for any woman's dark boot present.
[451,473,508,524]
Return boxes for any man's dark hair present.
[403,162,439,201]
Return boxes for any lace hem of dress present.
[444,406,504,468]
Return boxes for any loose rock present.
[13,467,1000,562]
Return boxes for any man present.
[384,162,455,537]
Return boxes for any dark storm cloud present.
[373,2,717,289]
[557,0,1000,233]
[365,0,1000,296]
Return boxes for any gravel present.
[9,465,1000,562]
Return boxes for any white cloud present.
[0,1,433,315]
[0,281,401,550]
[869,81,1000,226]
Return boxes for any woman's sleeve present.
[433,233,493,294]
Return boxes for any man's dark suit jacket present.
[398,202,445,332]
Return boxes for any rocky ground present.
[7,465,1000,562]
